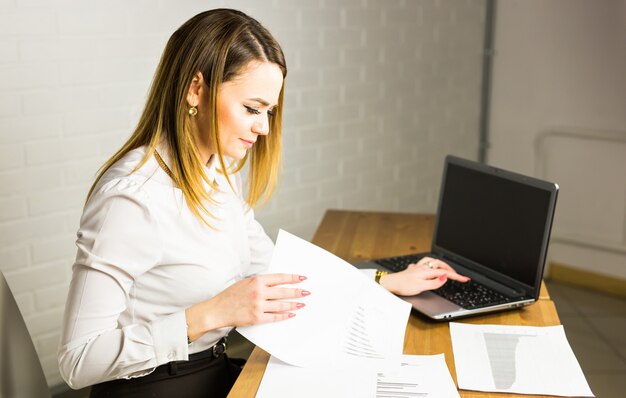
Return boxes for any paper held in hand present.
[237,229,412,369]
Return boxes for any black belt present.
[90,337,238,397]
[187,337,227,361]
[168,337,227,376]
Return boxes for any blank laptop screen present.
[434,162,553,288]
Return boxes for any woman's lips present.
[240,138,255,148]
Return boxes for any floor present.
[55,280,625,398]
[544,279,626,398]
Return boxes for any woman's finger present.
[265,287,310,300]
[432,261,453,271]
[407,259,436,270]
[447,272,471,282]
[260,273,307,287]
[421,267,470,282]
[264,300,305,313]
[423,275,448,291]
[263,312,296,323]
[430,262,471,282]
[406,262,420,270]
[415,258,471,282]
[409,268,448,280]
[418,257,441,270]
[431,276,448,290]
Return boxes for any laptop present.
[353,155,559,320]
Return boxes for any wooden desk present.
[228,210,561,398]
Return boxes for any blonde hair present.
[87,9,287,224]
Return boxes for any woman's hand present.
[380,257,470,296]
[185,273,309,342]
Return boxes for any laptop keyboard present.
[374,254,425,272]
[432,279,510,309]
[374,255,511,310]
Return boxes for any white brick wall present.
[0,0,485,388]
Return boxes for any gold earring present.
[188,106,198,116]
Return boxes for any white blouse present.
[58,145,274,389]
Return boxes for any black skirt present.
[89,350,245,398]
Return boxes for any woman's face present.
[212,61,284,160]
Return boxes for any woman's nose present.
[252,114,270,135]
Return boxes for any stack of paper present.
[238,230,460,397]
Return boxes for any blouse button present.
[168,351,176,360]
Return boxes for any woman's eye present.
[267,109,275,117]
[244,105,261,115]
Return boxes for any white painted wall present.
[489,0,626,279]
[0,0,485,388]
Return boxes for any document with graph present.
[449,323,594,396]
[238,230,412,368]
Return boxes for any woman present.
[58,8,467,398]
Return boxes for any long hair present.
[87,9,287,224]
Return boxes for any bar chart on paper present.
[344,304,386,360]
[450,323,594,397]
[483,332,535,389]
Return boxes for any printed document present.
[256,354,460,398]
[237,230,412,368]
[450,323,594,397]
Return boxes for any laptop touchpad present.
[400,291,462,315]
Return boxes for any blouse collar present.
[153,143,219,187]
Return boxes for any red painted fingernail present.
[296,303,305,308]
[299,275,307,281]
[288,313,296,318]
[439,275,447,281]
[301,290,311,296]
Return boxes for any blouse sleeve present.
[58,179,188,390]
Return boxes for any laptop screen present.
[433,157,557,289]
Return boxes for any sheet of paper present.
[449,322,594,397]
[256,354,460,398]
[237,229,412,368]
